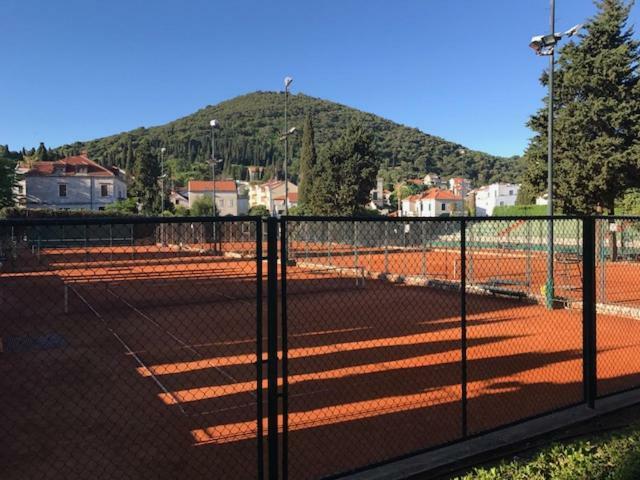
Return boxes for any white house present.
[188,180,249,215]
[449,177,472,198]
[248,179,298,215]
[169,188,189,208]
[474,183,520,216]
[15,154,127,211]
[536,194,548,206]
[401,188,464,217]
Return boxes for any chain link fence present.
[3,215,640,479]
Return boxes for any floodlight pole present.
[210,120,218,251]
[546,0,555,309]
[160,147,166,214]
[284,80,290,215]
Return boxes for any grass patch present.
[454,425,640,480]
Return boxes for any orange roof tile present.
[24,154,115,177]
[188,180,237,193]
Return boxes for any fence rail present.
[1,215,639,479]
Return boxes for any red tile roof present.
[422,188,463,201]
[273,192,298,202]
[23,154,115,177]
[188,180,238,193]
[403,188,462,202]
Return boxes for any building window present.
[500,201,505,206]
[59,184,67,197]
[98,207,105,211]
[441,203,446,211]
[101,184,109,197]
[509,190,514,196]
[16,185,23,194]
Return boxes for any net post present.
[583,217,597,408]
[64,284,69,315]
[353,221,359,269]
[460,218,468,438]
[421,221,426,278]
[266,216,279,480]
[384,222,389,275]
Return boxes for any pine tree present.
[309,123,378,216]
[520,0,640,214]
[132,140,161,215]
[298,114,317,208]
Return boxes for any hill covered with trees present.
[52,91,520,187]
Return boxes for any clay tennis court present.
[3,228,640,480]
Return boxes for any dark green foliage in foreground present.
[50,91,519,187]
[520,0,640,214]
[456,426,640,480]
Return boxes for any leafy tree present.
[248,205,270,217]
[105,197,138,214]
[309,123,378,216]
[174,205,190,216]
[131,140,161,214]
[190,196,218,216]
[520,0,640,215]
[298,114,317,206]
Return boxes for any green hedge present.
[491,205,547,217]
[0,207,139,219]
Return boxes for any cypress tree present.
[520,0,640,214]
[298,114,317,208]
[35,142,49,161]
[132,140,161,215]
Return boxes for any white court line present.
[67,284,186,415]
[105,286,254,397]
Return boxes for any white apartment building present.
[188,180,249,215]
[474,183,520,216]
[15,154,127,210]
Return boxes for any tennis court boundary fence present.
[4,214,639,479]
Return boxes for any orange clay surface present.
[1,244,640,479]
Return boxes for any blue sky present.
[2,0,637,157]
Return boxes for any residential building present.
[400,188,464,217]
[474,183,520,216]
[449,177,472,198]
[187,180,249,215]
[15,154,127,211]
[424,173,444,188]
[272,192,298,213]
[248,179,298,215]
[368,177,385,210]
[169,188,189,208]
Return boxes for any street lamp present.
[209,119,222,251]
[529,0,582,308]
[283,76,293,215]
[280,126,298,215]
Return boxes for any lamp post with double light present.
[529,1,581,308]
